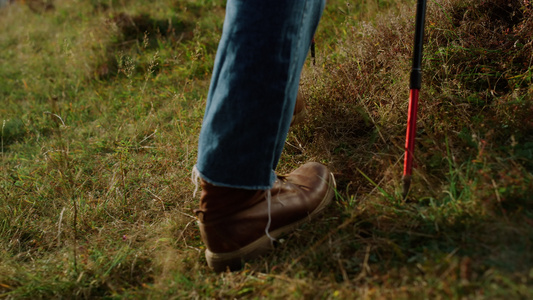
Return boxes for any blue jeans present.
[196,0,325,190]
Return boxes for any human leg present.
[194,0,333,272]
[196,0,325,189]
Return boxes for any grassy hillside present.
[1,0,532,298]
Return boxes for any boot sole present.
[205,172,336,272]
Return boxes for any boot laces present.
[265,176,287,245]
[265,190,276,245]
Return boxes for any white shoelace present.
[265,190,276,245]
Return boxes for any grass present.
[1,0,533,298]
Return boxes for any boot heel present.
[206,236,274,272]
[206,252,242,272]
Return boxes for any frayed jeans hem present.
[193,165,276,191]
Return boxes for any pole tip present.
[402,175,412,199]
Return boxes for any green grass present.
[1,0,533,298]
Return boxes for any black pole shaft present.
[410,0,427,90]
[402,0,428,198]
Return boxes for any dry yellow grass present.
[1,0,532,298]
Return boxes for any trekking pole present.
[402,0,427,198]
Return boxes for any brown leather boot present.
[195,162,335,272]
[290,90,307,127]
